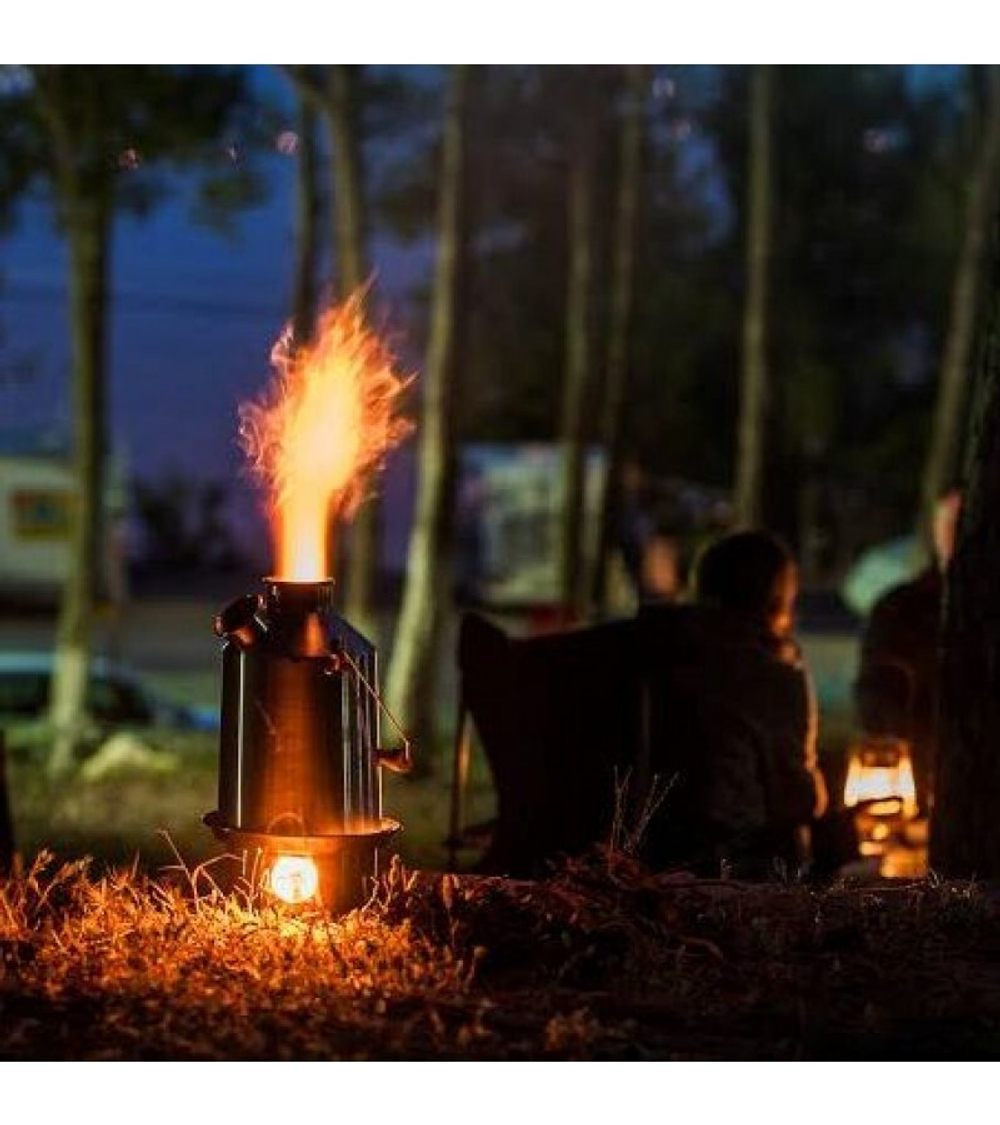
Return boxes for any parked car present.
[0,651,218,737]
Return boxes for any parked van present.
[0,453,76,605]
[0,452,126,607]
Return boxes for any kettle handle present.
[336,648,415,775]
[376,743,413,774]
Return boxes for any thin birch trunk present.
[557,123,597,617]
[733,65,772,529]
[591,65,648,616]
[33,75,110,778]
[386,66,470,748]
[291,98,321,347]
[49,195,109,776]
[320,67,381,637]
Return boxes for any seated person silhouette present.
[454,529,829,880]
[637,529,829,877]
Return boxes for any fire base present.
[204,811,401,914]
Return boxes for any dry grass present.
[3,845,1000,1060]
[0,850,474,1060]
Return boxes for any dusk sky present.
[0,52,978,570]
[0,65,431,566]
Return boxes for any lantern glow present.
[268,855,320,905]
[843,740,918,819]
[843,736,920,863]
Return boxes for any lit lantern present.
[843,735,918,858]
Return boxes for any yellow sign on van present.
[11,489,72,539]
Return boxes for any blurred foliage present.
[365,65,976,563]
[703,66,968,533]
[1,64,984,569]
[0,65,265,231]
[133,472,245,572]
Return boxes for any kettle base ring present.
[202,810,402,913]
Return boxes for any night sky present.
[0,53,974,570]
[0,66,429,567]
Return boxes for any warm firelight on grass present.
[238,290,412,581]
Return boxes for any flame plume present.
[239,291,412,581]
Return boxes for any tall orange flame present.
[239,291,412,580]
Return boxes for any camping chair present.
[448,611,645,877]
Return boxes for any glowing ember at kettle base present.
[269,855,320,905]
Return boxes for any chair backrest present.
[457,612,643,875]
[457,604,793,876]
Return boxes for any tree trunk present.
[386,66,470,751]
[320,66,380,640]
[590,65,648,617]
[325,66,367,298]
[733,65,773,529]
[917,66,1000,548]
[291,98,322,347]
[557,123,597,618]
[930,200,1000,878]
[48,196,110,777]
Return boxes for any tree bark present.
[590,65,648,616]
[32,72,111,777]
[557,119,598,618]
[918,66,1000,548]
[319,66,382,639]
[325,66,368,299]
[930,198,1000,878]
[291,98,322,347]
[386,66,470,749]
[733,65,773,529]
[48,194,109,776]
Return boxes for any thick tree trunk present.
[918,66,1000,548]
[386,66,470,749]
[557,126,597,618]
[48,197,109,777]
[591,65,648,617]
[291,99,322,347]
[930,201,1000,878]
[733,65,772,529]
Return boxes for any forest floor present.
[2,845,1000,1061]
